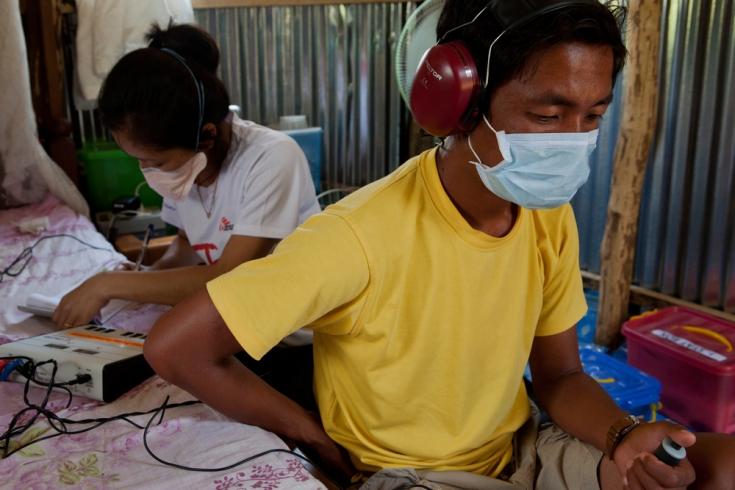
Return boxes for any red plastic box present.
[622,307,735,434]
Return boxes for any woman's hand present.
[52,274,112,328]
[118,261,151,271]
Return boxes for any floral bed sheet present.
[0,196,324,489]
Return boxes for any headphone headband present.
[159,47,206,150]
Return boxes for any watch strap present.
[605,414,642,458]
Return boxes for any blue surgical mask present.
[468,115,598,209]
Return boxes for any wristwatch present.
[605,414,642,459]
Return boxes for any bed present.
[0,195,326,489]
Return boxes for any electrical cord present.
[0,356,96,454]
[0,355,187,458]
[315,188,358,209]
[133,181,150,212]
[1,356,64,454]
[0,234,116,283]
[106,214,119,241]
[1,396,199,459]
[106,209,139,241]
[0,356,318,476]
[142,397,313,472]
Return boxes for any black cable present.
[1,356,94,454]
[4,393,314,473]
[13,359,87,388]
[1,356,319,477]
[0,357,199,458]
[0,233,115,283]
[1,398,200,459]
[141,396,313,472]
[1,356,77,406]
[1,356,79,452]
[1,357,58,454]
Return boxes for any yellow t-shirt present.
[207,148,587,476]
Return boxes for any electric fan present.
[394,0,444,106]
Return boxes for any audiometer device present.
[0,325,153,402]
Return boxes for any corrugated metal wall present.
[195,3,414,188]
[71,1,733,313]
[573,0,735,313]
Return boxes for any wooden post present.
[20,0,80,186]
[596,0,663,347]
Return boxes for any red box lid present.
[622,307,735,375]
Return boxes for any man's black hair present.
[437,0,627,110]
[98,23,230,150]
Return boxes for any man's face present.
[488,42,615,134]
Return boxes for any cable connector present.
[72,374,92,385]
[0,359,27,382]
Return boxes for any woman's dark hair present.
[98,23,230,150]
[437,0,627,107]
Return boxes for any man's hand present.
[614,422,696,489]
[52,274,111,328]
[298,413,357,482]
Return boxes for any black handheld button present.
[654,437,686,466]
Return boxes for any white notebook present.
[18,293,132,324]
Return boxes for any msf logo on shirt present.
[192,243,219,265]
[219,217,234,232]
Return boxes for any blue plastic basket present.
[577,289,599,344]
[580,345,663,421]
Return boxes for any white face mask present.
[141,152,207,201]
[468,115,598,209]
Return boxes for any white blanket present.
[0,197,124,329]
[0,0,89,215]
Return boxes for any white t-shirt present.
[162,115,321,265]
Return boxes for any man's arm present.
[529,327,624,450]
[144,290,356,479]
[530,327,696,489]
[53,235,276,327]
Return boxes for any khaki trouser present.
[357,411,603,490]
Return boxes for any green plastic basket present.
[78,141,162,213]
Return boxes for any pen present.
[135,224,154,271]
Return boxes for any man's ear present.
[198,123,218,152]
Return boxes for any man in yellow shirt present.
[144,1,735,488]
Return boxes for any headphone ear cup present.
[409,41,482,137]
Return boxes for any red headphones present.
[409,0,600,137]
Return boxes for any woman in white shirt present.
[53,24,320,328]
